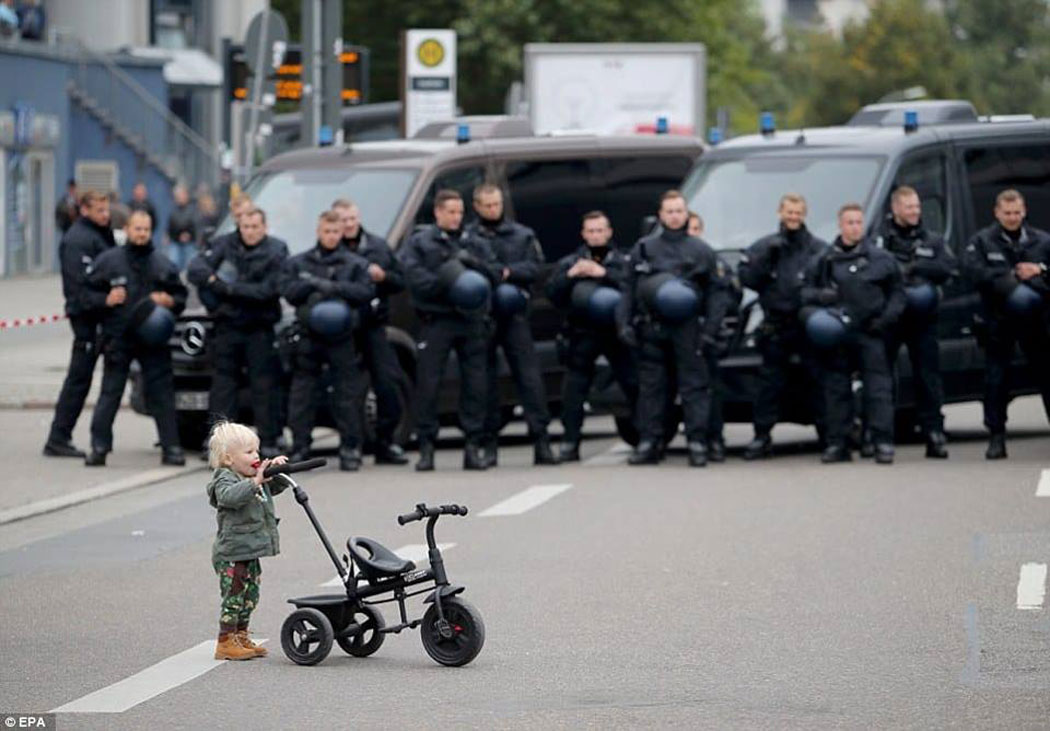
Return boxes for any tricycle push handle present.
[263,457,327,478]
[397,503,469,525]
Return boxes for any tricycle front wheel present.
[420,597,485,667]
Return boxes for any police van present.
[141,119,702,448]
[681,100,1050,434]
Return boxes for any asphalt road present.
[1,402,1048,729]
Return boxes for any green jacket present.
[207,467,287,563]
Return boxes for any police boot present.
[859,430,875,459]
[214,632,256,661]
[43,440,86,458]
[339,446,362,472]
[985,433,1007,460]
[480,438,498,468]
[628,440,661,465]
[235,628,268,658]
[463,442,487,471]
[533,435,559,466]
[161,447,186,466]
[707,437,727,463]
[84,450,107,467]
[874,443,895,465]
[374,442,409,465]
[415,441,435,472]
[559,441,581,463]
[820,444,852,464]
[925,431,949,459]
[687,441,708,468]
[743,434,772,461]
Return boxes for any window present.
[963,144,1050,231]
[414,166,488,228]
[891,151,949,236]
[598,155,697,246]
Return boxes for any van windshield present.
[218,167,418,251]
[681,155,885,250]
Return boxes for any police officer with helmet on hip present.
[400,189,503,471]
[280,210,375,471]
[467,182,558,467]
[547,210,638,462]
[960,188,1050,459]
[43,189,116,459]
[84,209,188,466]
[618,189,731,467]
[802,203,905,464]
[874,185,954,458]
[187,207,288,458]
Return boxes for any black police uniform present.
[86,241,187,462]
[280,243,375,468]
[705,251,741,461]
[802,238,906,462]
[960,222,1050,455]
[546,243,638,459]
[737,224,828,457]
[467,217,555,465]
[399,224,502,469]
[187,232,288,452]
[343,228,410,462]
[45,217,116,455]
[874,216,954,453]
[619,226,731,465]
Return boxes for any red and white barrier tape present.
[0,313,67,330]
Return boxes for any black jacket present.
[873,216,954,287]
[279,243,375,338]
[342,228,405,325]
[59,217,116,318]
[961,222,1050,317]
[399,225,502,318]
[619,227,731,339]
[167,203,198,244]
[802,238,906,334]
[466,218,544,288]
[86,241,187,340]
[187,232,289,328]
[738,224,827,320]
[547,244,629,328]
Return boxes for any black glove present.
[816,288,838,305]
[700,332,726,357]
[311,276,336,297]
[618,325,639,348]
[457,250,483,271]
[208,277,232,297]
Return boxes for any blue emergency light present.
[708,127,723,145]
[655,116,669,134]
[457,124,471,144]
[318,125,334,146]
[760,112,776,136]
[904,110,919,133]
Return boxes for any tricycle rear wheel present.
[420,597,485,667]
[336,604,386,657]
[281,607,334,666]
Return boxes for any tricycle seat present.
[347,536,416,581]
[287,594,351,608]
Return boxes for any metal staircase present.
[65,40,218,189]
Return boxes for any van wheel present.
[362,367,415,451]
[613,408,680,447]
[614,415,639,446]
[177,413,209,450]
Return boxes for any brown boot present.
[214,632,256,661]
[235,629,268,657]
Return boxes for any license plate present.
[175,391,209,410]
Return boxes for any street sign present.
[402,29,457,138]
[243,9,289,76]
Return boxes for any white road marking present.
[319,543,456,587]
[583,442,632,466]
[478,484,573,517]
[1016,563,1047,611]
[1036,469,1050,497]
[51,638,265,713]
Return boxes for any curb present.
[0,463,208,526]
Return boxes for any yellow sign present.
[417,39,445,68]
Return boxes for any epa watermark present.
[2,715,55,729]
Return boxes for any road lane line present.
[478,484,573,517]
[320,543,455,587]
[583,442,632,466]
[1016,563,1047,611]
[1036,469,1050,497]
[51,638,266,713]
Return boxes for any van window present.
[599,155,697,243]
[891,151,949,237]
[963,144,1050,231]
[414,166,488,227]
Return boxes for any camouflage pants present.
[214,559,261,634]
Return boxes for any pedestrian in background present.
[196,191,221,245]
[127,181,156,223]
[54,178,78,234]
[166,184,198,271]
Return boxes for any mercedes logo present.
[181,321,207,356]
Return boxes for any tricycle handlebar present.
[397,503,469,525]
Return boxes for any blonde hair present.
[208,421,259,470]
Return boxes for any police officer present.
[738,193,828,460]
[280,210,375,471]
[802,203,905,464]
[84,209,188,466]
[187,207,288,458]
[874,185,954,458]
[961,188,1050,459]
[400,189,502,471]
[619,190,731,467]
[467,183,558,467]
[332,198,410,465]
[43,189,115,458]
[547,211,638,462]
